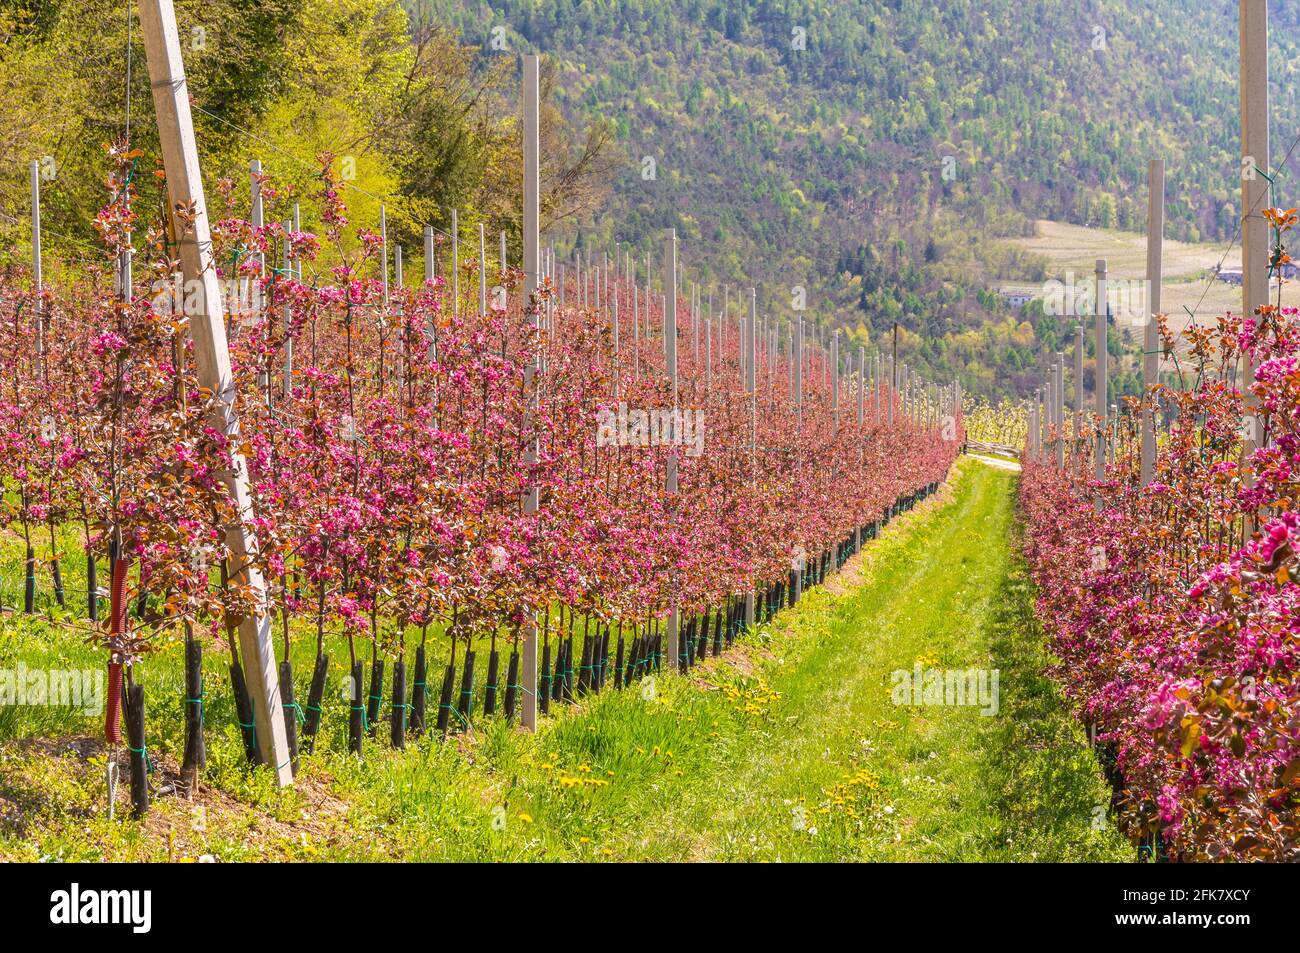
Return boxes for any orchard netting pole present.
[1038,388,1046,461]
[451,208,460,313]
[30,160,42,368]
[1094,258,1108,503]
[285,202,300,398]
[1143,159,1164,486]
[612,268,620,399]
[890,324,897,427]
[792,317,804,603]
[479,222,487,317]
[706,316,712,395]
[1044,370,1051,464]
[1055,353,1065,469]
[251,160,269,399]
[521,54,541,731]
[873,352,881,426]
[857,346,865,427]
[1074,324,1084,470]
[855,344,865,553]
[140,0,293,784]
[745,287,757,630]
[1241,0,1268,529]
[831,330,840,428]
[379,203,388,307]
[900,363,908,423]
[664,228,680,667]
[795,318,803,413]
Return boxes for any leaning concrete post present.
[1142,159,1164,486]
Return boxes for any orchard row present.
[2,151,959,806]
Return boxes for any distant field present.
[1013,219,1237,282]
[996,221,1290,368]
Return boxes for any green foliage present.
[0,0,597,273]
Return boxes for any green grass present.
[0,458,1132,862]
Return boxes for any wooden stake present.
[140,0,292,785]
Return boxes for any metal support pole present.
[1095,259,1108,492]
[1142,159,1164,485]
[520,55,540,730]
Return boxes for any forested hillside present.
[426,0,1300,397]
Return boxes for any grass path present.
[558,456,1131,861]
[0,458,1131,862]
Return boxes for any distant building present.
[999,289,1035,310]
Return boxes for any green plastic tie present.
[351,704,368,731]
[127,744,152,773]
